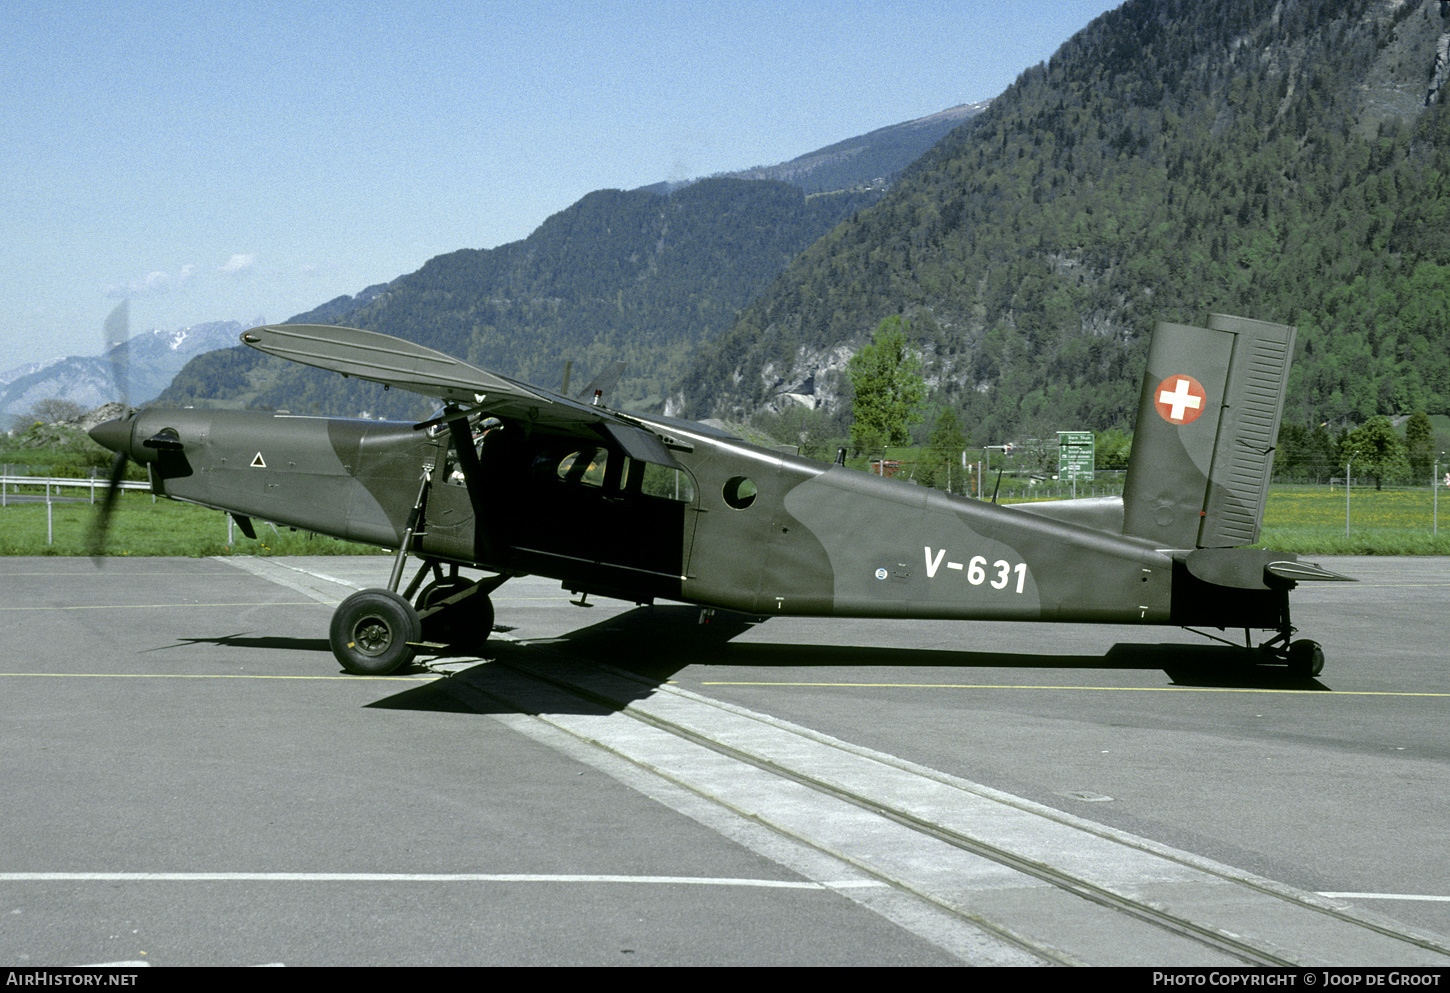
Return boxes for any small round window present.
[722,475,757,510]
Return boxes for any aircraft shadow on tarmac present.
[369,604,1328,717]
[156,633,333,655]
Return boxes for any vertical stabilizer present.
[1122,315,1295,549]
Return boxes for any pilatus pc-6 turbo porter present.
[88,313,1350,677]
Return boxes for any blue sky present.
[1,0,1116,373]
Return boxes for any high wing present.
[240,323,681,467]
[241,323,543,406]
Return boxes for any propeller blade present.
[91,301,133,566]
[103,300,130,405]
[89,449,129,565]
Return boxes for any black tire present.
[329,588,421,675]
[1287,639,1325,678]
[415,581,495,648]
[469,594,495,648]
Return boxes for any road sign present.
[1058,431,1095,482]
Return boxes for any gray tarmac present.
[1,554,1447,966]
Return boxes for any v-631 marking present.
[88,313,1350,678]
[924,548,1028,594]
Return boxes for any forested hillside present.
[672,0,1450,446]
[703,102,989,194]
[159,179,881,417]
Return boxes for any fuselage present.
[98,406,1288,631]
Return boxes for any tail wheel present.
[1287,639,1325,678]
[330,589,421,675]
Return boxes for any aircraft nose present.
[88,417,133,455]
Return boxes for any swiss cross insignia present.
[1154,375,1207,425]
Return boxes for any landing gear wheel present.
[330,588,421,675]
[416,579,471,645]
[414,582,494,650]
[1287,639,1324,678]
[469,594,495,649]
[478,591,501,646]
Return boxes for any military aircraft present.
[87,313,1350,678]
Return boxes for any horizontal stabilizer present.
[1266,560,1357,583]
[1182,547,1356,589]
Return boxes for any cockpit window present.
[557,448,607,487]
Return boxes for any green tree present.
[1094,428,1132,471]
[918,406,968,493]
[1339,416,1411,491]
[1405,411,1435,483]
[848,316,925,452]
[26,398,86,424]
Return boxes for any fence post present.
[1345,455,1355,539]
[1436,455,1442,537]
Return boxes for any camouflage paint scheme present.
[89,315,1349,675]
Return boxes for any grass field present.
[1257,484,1450,554]
[2,477,1447,557]
[0,490,384,557]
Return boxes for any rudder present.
[1121,314,1295,549]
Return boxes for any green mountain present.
[158,178,879,419]
[671,0,1450,445]
[644,102,990,195]
[155,98,992,421]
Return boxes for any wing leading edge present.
[240,324,542,406]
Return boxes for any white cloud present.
[105,269,177,299]
[218,254,257,274]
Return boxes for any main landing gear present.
[328,559,507,675]
[1188,628,1325,677]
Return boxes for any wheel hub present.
[352,616,393,656]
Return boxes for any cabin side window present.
[522,436,696,505]
[634,460,695,503]
[722,475,757,509]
